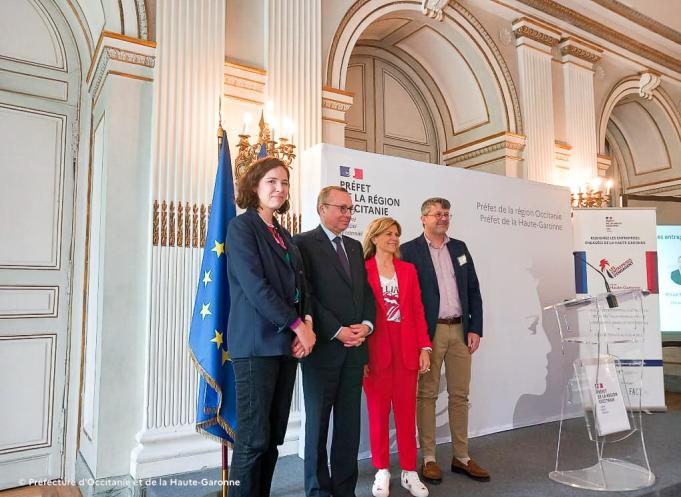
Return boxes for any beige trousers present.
[416,322,471,460]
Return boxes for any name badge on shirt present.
[458,254,467,266]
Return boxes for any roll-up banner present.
[572,208,665,410]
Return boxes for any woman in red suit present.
[362,217,432,497]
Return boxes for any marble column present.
[513,17,561,183]
[266,0,322,212]
[558,37,602,183]
[130,0,226,479]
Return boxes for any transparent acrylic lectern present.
[546,288,655,491]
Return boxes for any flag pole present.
[222,444,229,497]
[218,96,229,497]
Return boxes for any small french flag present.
[340,166,363,180]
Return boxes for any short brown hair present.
[317,186,349,213]
[421,197,451,216]
[362,217,402,260]
[236,157,290,214]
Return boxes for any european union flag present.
[188,130,237,445]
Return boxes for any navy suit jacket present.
[226,208,310,358]
[400,234,483,341]
[293,225,376,369]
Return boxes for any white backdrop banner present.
[572,208,665,409]
[657,225,681,333]
[299,144,577,456]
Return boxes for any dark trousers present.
[230,356,297,497]
[302,362,364,497]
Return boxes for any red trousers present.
[363,321,418,470]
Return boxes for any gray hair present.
[420,197,451,216]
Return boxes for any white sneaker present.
[401,470,429,497]
[372,469,391,497]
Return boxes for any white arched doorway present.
[599,76,681,197]
[326,0,523,172]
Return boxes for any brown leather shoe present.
[451,457,490,481]
[420,461,442,484]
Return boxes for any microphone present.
[573,251,619,308]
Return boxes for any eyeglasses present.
[425,212,451,220]
[323,203,355,215]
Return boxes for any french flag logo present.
[340,166,363,180]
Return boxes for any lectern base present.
[549,459,655,491]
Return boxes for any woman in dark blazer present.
[362,217,432,497]
[226,157,316,497]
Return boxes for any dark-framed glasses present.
[323,203,355,215]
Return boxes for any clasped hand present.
[337,324,370,347]
[292,316,316,359]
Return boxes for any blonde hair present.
[363,217,402,260]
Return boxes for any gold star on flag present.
[203,270,212,287]
[210,330,223,349]
[200,303,212,319]
[212,240,225,257]
[222,348,231,366]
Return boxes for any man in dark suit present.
[672,256,681,285]
[294,186,376,497]
[401,197,490,485]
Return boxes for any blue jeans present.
[230,356,297,497]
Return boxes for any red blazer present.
[365,257,432,371]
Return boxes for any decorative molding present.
[322,96,353,113]
[558,37,603,64]
[443,132,525,176]
[224,61,267,105]
[448,139,524,162]
[516,0,681,74]
[224,74,264,93]
[323,85,354,97]
[512,17,561,47]
[421,0,448,21]
[639,71,661,100]
[86,32,156,102]
[444,132,526,163]
[590,0,681,46]
[134,0,149,40]
[152,201,211,248]
[0,286,58,319]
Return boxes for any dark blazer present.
[293,225,376,369]
[365,257,431,371]
[226,208,310,359]
[400,234,483,341]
